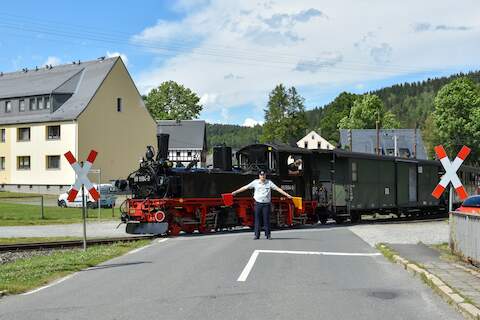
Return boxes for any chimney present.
[156,133,169,161]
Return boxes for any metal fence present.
[450,211,480,265]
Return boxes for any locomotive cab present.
[236,143,313,200]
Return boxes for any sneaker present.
[266,235,271,240]
[253,237,259,240]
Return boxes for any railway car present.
[311,150,449,223]
[117,134,480,235]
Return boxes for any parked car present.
[457,195,480,214]
[58,184,117,208]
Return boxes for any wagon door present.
[396,160,418,207]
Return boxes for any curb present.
[391,253,480,320]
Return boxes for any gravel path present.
[348,220,450,246]
[0,221,129,238]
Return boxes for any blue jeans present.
[254,202,271,238]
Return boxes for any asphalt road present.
[0,227,462,320]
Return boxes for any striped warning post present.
[64,150,100,202]
[431,145,470,201]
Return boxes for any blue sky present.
[1,0,479,126]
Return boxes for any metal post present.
[40,195,44,219]
[376,121,380,155]
[81,164,87,251]
[394,135,398,157]
[449,184,454,213]
[98,169,101,220]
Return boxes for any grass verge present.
[0,202,119,226]
[375,243,397,262]
[0,237,80,245]
[0,240,151,294]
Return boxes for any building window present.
[317,142,321,149]
[311,135,314,140]
[19,99,25,112]
[187,151,192,157]
[304,141,308,148]
[176,151,181,157]
[0,157,4,170]
[37,97,44,110]
[30,98,36,111]
[46,125,61,140]
[1,129,5,143]
[45,96,50,109]
[46,155,60,169]
[17,156,30,170]
[5,101,11,113]
[17,127,30,141]
[117,98,122,112]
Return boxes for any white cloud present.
[243,118,264,127]
[106,51,128,66]
[132,0,480,117]
[43,56,61,67]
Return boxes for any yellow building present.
[0,57,156,193]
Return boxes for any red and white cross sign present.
[431,145,471,201]
[64,150,100,202]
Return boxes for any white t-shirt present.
[246,179,280,203]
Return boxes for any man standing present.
[232,170,293,239]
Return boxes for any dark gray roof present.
[0,57,118,125]
[157,120,207,150]
[339,129,427,159]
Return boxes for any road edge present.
[378,244,480,320]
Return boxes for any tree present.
[261,84,307,143]
[338,94,400,129]
[316,92,358,143]
[145,81,202,120]
[433,77,480,164]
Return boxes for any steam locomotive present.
[117,134,480,235]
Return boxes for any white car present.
[58,184,117,208]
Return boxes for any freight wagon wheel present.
[182,225,195,234]
[168,223,182,236]
[319,216,328,225]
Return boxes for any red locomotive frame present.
[125,197,318,236]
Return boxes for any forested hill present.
[207,70,480,150]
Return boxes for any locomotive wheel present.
[334,217,345,224]
[198,225,211,234]
[319,216,328,225]
[168,223,182,236]
[182,225,195,234]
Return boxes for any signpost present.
[64,150,100,251]
[431,145,471,212]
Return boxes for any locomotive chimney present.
[157,133,170,161]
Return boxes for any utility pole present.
[348,129,352,151]
[413,125,417,159]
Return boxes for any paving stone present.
[459,303,480,318]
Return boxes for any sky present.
[0,0,479,126]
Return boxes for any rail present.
[450,211,480,265]
[0,236,156,252]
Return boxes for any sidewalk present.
[388,243,480,319]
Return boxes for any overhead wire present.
[0,12,430,75]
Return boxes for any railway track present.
[0,236,157,252]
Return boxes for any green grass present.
[431,242,461,262]
[0,240,151,294]
[0,202,119,226]
[0,237,80,244]
[375,243,397,262]
[0,191,57,199]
